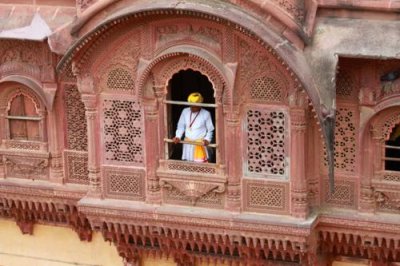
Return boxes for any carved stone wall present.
[0,40,43,80]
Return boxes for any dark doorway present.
[167,69,216,162]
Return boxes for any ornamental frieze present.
[154,23,222,53]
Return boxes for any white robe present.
[175,108,214,161]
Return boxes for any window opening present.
[164,69,217,163]
[7,94,41,141]
[384,124,400,171]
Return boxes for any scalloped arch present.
[0,76,50,110]
[138,53,229,103]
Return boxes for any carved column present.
[48,108,63,183]
[0,105,6,178]
[290,107,309,218]
[359,126,379,212]
[225,110,241,211]
[144,97,161,204]
[81,94,101,197]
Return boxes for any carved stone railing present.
[2,140,47,151]
[375,170,400,183]
[157,160,226,205]
[372,172,400,213]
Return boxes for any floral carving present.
[161,180,225,205]
[155,23,222,53]
[272,0,305,24]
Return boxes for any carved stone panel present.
[322,178,357,209]
[64,150,89,185]
[153,21,223,55]
[245,107,288,178]
[3,154,49,180]
[102,98,144,165]
[243,178,289,214]
[64,84,87,151]
[322,105,358,175]
[103,166,145,201]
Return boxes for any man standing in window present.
[173,92,214,162]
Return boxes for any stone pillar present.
[81,94,101,197]
[225,111,241,211]
[359,126,379,212]
[48,108,63,183]
[0,106,6,178]
[290,107,309,219]
[144,98,161,204]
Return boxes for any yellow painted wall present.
[0,219,178,266]
[0,219,123,266]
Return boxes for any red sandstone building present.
[0,0,399,265]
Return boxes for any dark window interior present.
[167,69,216,162]
[385,124,400,171]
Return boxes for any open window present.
[384,124,400,171]
[164,69,217,163]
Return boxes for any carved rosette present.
[160,180,225,205]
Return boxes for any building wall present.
[0,219,122,266]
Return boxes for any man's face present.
[190,106,201,113]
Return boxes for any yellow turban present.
[187,92,203,103]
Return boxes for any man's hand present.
[173,137,181,144]
[203,139,210,146]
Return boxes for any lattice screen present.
[243,179,288,214]
[250,76,283,102]
[246,109,287,177]
[65,85,88,151]
[336,72,354,98]
[323,179,356,208]
[103,99,143,164]
[64,150,89,185]
[323,107,357,173]
[106,67,135,92]
[104,167,144,200]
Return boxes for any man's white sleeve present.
[175,110,186,139]
[204,112,214,142]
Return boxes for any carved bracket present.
[160,179,225,205]
[374,190,400,210]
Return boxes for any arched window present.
[164,69,217,163]
[7,93,41,141]
[384,124,400,171]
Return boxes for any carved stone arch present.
[0,76,51,111]
[6,89,42,115]
[375,109,400,142]
[138,50,230,104]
